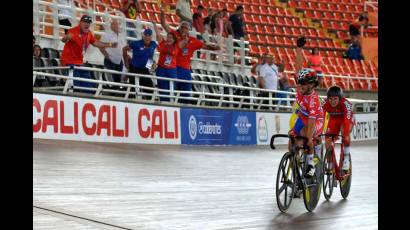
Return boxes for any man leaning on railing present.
[60,15,118,94]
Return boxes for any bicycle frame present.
[324,134,351,181]
[272,134,318,189]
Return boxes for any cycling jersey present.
[290,90,324,136]
[323,98,355,136]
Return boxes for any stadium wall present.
[33,93,378,145]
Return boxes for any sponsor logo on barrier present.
[182,109,257,145]
[234,116,252,135]
[189,115,197,140]
[258,116,268,142]
[33,94,181,144]
[198,121,222,135]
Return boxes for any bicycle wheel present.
[276,152,296,213]
[340,155,352,199]
[303,154,323,212]
[322,147,335,201]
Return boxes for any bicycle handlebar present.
[319,134,343,142]
[270,134,309,150]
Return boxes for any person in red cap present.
[60,15,117,93]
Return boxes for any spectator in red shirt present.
[121,0,141,40]
[60,15,117,93]
[152,23,179,102]
[307,47,324,88]
[160,6,220,103]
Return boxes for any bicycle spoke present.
[278,184,286,195]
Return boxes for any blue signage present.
[181,108,256,145]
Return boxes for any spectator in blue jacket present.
[123,28,158,99]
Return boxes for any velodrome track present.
[33,139,377,229]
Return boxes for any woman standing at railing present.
[152,22,179,102]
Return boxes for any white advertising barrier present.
[351,113,378,141]
[33,93,181,144]
[256,113,292,145]
[256,112,378,145]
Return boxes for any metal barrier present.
[33,66,378,113]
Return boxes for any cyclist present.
[323,86,355,171]
[289,68,324,178]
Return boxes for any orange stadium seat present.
[65,0,368,91]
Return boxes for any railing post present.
[203,31,211,64]
[33,0,40,40]
[240,38,245,67]
[33,73,37,86]
[68,66,74,91]
[227,35,234,65]
[170,78,174,102]
[51,0,60,47]
[134,75,140,100]
[229,87,234,108]
[135,17,142,40]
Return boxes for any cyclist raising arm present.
[323,86,355,171]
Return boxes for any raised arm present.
[176,9,193,23]
[160,5,171,33]
[152,21,163,43]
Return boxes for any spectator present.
[229,5,247,63]
[222,8,233,37]
[251,54,267,76]
[161,6,220,103]
[192,5,205,36]
[259,55,279,106]
[57,0,73,34]
[211,11,224,36]
[276,63,291,107]
[155,31,179,102]
[99,19,126,88]
[33,36,36,49]
[193,5,205,58]
[33,45,41,58]
[60,15,117,93]
[203,8,215,33]
[307,47,324,88]
[121,0,141,39]
[122,27,158,100]
[229,5,246,40]
[33,45,48,87]
[349,15,369,41]
[345,37,364,60]
[176,0,192,24]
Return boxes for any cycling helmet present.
[327,85,343,98]
[297,68,318,86]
